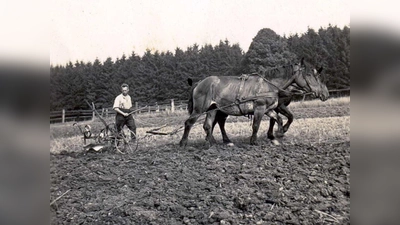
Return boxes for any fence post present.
[92,102,95,121]
[135,102,138,114]
[62,109,65,123]
[171,99,175,112]
[106,108,109,118]
[156,102,159,112]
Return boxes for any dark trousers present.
[115,114,136,140]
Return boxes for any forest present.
[50,25,350,111]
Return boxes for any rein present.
[286,71,315,97]
[301,72,314,93]
[257,75,292,95]
[262,66,316,97]
[256,66,302,95]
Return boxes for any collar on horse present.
[235,73,279,115]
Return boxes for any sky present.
[50,0,350,66]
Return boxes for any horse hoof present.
[271,139,280,146]
[226,143,235,147]
[179,141,187,147]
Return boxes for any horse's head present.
[292,58,329,101]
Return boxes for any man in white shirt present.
[113,83,136,141]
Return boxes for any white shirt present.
[113,94,132,109]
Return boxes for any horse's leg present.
[215,111,233,146]
[266,110,283,145]
[267,105,295,140]
[267,110,283,135]
[203,110,217,146]
[211,112,218,134]
[267,114,276,140]
[267,105,286,141]
[250,106,266,145]
[279,104,294,133]
[179,113,200,147]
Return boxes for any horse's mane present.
[262,64,295,80]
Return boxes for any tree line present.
[50,25,350,111]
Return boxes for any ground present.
[50,142,349,225]
[50,100,350,224]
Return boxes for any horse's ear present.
[317,67,323,74]
[301,57,305,66]
[187,78,193,86]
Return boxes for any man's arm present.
[114,108,128,117]
[113,95,128,117]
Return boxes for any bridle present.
[258,64,303,94]
[290,66,318,96]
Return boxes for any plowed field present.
[51,101,350,224]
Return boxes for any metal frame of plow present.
[82,100,144,154]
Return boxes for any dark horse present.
[179,58,325,147]
[265,65,329,143]
[180,58,329,147]
[206,58,329,146]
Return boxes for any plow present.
[73,100,200,154]
[72,100,238,153]
[73,101,148,154]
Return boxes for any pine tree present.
[241,28,297,74]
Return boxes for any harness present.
[263,67,315,96]
[301,72,314,93]
[235,73,279,115]
[232,66,316,115]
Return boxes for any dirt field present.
[50,100,350,224]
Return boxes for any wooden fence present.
[50,99,189,124]
[50,89,349,124]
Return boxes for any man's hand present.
[115,108,130,117]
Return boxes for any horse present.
[207,58,330,146]
[179,58,314,147]
[181,58,329,147]
[265,66,329,142]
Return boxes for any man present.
[113,83,136,141]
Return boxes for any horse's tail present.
[187,78,194,115]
